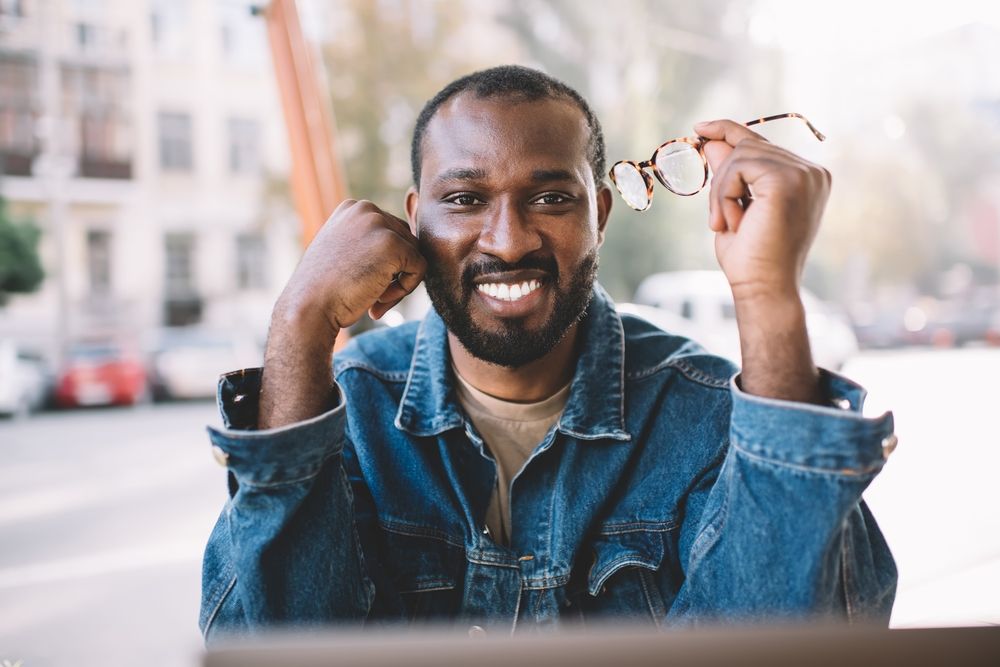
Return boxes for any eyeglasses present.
[608,112,826,211]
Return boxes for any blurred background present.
[1,0,998,665]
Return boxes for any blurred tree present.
[0,197,44,306]
[320,0,491,209]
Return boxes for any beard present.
[421,244,598,369]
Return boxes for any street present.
[1,348,998,666]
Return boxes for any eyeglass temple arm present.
[744,112,826,142]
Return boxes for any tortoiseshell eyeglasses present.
[608,112,826,212]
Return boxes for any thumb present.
[701,139,732,174]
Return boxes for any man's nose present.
[475,201,543,263]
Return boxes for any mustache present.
[461,255,559,287]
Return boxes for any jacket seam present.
[235,448,343,489]
[731,440,883,477]
[597,522,676,535]
[335,361,409,384]
[638,567,666,626]
[841,527,856,622]
[203,574,238,641]
[628,358,731,389]
[379,519,465,549]
[589,556,659,595]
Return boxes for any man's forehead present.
[420,93,592,183]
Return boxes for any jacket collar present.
[394,284,630,442]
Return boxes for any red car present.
[55,341,148,408]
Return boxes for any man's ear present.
[404,186,419,236]
[596,183,613,247]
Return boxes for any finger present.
[378,210,419,246]
[694,119,768,148]
[702,139,733,177]
[712,156,782,232]
[369,298,405,320]
[390,243,427,291]
[349,200,418,246]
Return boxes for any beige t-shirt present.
[453,369,571,546]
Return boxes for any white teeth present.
[476,279,543,302]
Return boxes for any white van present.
[633,271,858,370]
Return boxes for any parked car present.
[633,270,859,370]
[149,329,261,400]
[54,341,148,408]
[0,338,49,417]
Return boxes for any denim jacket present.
[199,286,897,642]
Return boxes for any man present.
[199,65,897,641]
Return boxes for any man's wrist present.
[731,284,823,405]
[259,299,341,429]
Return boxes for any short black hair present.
[410,65,606,189]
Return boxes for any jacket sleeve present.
[198,369,375,644]
[669,369,898,624]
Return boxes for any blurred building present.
[0,0,299,361]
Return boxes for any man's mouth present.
[475,278,543,302]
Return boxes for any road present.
[0,348,997,666]
[0,401,227,667]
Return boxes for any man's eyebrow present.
[434,167,488,185]
[531,169,578,183]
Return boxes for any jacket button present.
[211,445,229,467]
[881,434,898,460]
[468,625,487,638]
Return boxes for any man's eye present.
[444,194,483,206]
[534,192,572,205]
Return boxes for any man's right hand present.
[258,200,426,429]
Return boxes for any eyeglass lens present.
[653,142,704,196]
[611,163,650,210]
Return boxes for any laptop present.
[204,622,1000,667]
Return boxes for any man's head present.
[405,65,613,368]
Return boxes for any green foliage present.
[0,198,44,306]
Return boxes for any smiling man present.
[199,66,897,640]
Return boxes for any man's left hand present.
[695,119,830,303]
[693,118,829,404]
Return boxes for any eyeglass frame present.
[608,112,826,212]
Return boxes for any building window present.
[227,117,260,174]
[0,55,38,176]
[164,232,200,326]
[0,0,24,18]
[235,233,267,290]
[165,232,195,296]
[218,1,266,65]
[86,229,112,295]
[158,111,192,171]
[150,0,191,58]
[62,64,133,179]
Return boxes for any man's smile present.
[473,276,549,318]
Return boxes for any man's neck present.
[448,323,579,403]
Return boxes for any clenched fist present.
[278,199,427,332]
[259,200,427,428]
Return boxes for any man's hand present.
[695,119,828,404]
[259,200,426,428]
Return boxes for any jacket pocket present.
[380,525,463,620]
[579,528,669,623]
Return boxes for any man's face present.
[406,93,612,368]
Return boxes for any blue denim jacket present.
[199,286,897,642]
